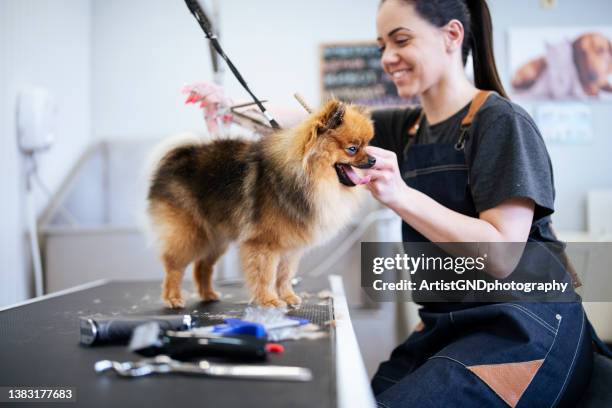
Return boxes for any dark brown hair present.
[380,0,508,98]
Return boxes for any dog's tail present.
[143,131,209,182]
[139,131,210,246]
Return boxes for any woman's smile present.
[389,67,414,82]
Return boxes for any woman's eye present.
[346,146,358,156]
[395,37,410,46]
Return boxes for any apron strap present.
[461,90,493,128]
[455,90,493,150]
[407,89,493,138]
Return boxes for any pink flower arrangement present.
[182,82,233,135]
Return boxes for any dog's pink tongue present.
[344,165,371,185]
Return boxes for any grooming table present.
[0,276,374,408]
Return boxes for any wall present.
[488,0,612,231]
[2,0,611,306]
[90,0,214,140]
[91,0,612,230]
[90,0,380,139]
[0,0,92,307]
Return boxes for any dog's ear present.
[316,99,345,135]
[597,39,612,93]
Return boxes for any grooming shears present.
[94,355,312,382]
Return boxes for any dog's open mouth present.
[334,163,370,187]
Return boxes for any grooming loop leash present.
[184,0,281,129]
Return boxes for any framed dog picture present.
[508,27,612,101]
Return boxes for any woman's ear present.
[443,19,464,53]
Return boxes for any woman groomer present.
[363,0,601,407]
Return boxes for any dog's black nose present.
[355,155,376,169]
[367,155,376,167]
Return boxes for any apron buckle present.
[454,127,469,151]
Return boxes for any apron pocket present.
[432,302,560,367]
[425,303,562,407]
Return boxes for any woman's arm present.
[397,187,534,243]
[363,146,535,277]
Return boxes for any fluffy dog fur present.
[146,100,374,308]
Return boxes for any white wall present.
[91,0,213,139]
[91,0,380,139]
[91,0,611,230]
[0,0,91,307]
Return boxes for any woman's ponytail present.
[464,0,508,98]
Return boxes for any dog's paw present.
[259,297,287,308]
[282,293,302,307]
[200,290,221,302]
[163,296,185,309]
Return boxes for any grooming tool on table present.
[188,316,308,338]
[199,318,268,338]
[79,314,196,346]
[237,308,311,341]
[129,322,268,361]
[95,355,313,382]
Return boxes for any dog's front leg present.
[276,252,302,307]
[240,243,285,308]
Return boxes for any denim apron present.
[372,93,595,408]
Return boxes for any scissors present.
[95,355,312,382]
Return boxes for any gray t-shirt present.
[371,93,555,222]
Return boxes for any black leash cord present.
[184,0,281,129]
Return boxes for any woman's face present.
[376,0,451,98]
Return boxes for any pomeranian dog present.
[146,99,375,308]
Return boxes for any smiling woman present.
[375,0,506,114]
[362,0,607,407]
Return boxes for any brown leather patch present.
[414,320,425,332]
[467,359,544,407]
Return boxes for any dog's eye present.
[346,146,358,156]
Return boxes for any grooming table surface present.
[0,279,336,408]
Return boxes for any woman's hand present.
[362,146,409,210]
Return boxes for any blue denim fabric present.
[372,302,592,407]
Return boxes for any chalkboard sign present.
[320,41,416,107]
